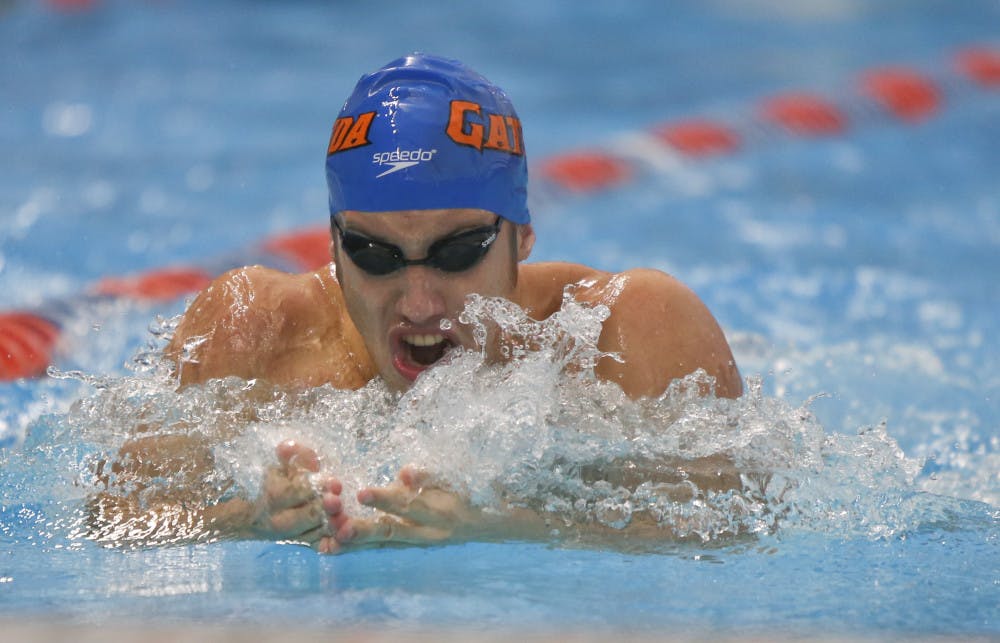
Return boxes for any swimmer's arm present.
[592,269,742,399]
[85,489,255,545]
[87,437,332,547]
[86,432,246,545]
[327,456,743,552]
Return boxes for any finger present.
[267,501,325,538]
[331,512,353,538]
[359,483,460,527]
[315,534,343,555]
[357,483,412,516]
[262,466,317,511]
[399,465,432,490]
[329,506,352,529]
[349,515,448,545]
[322,492,343,517]
[275,440,320,472]
[319,476,343,496]
[348,515,398,544]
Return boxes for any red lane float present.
[0,314,61,380]
[94,267,214,302]
[262,227,332,272]
[860,68,941,122]
[652,119,741,156]
[955,47,1000,86]
[760,94,848,136]
[537,152,632,194]
[0,228,334,380]
[538,45,998,194]
[1,44,998,381]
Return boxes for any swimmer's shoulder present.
[516,261,608,318]
[518,263,741,398]
[517,262,681,316]
[519,261,703,310]
[166,265,374,389]
[588,267,743,398]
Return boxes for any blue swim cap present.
[325,53,529,224]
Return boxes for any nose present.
[395,266,447,324]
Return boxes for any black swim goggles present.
[331,215,504,276]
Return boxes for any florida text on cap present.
[325,53,530,225]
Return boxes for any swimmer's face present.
[333,208,534,393]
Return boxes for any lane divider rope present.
[537,46,998,192]
[2,45,997,380]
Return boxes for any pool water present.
[1,0,998,637]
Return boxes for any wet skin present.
[145,207,743,551]
[332,208,533,393]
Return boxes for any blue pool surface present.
[1,0,998,637]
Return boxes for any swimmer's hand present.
[335,466,481,549]
[247,440,333,545]
[323,466,548,553]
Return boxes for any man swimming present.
[90,54,742,553]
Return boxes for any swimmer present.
[88,54,742,552]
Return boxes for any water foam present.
[2,292,992,553]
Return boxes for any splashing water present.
[1,292,990,553]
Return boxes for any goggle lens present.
[332,216,503,276]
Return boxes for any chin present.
[380,368,414,394]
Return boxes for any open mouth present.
[404,333,454,366]
[392,332,457,382]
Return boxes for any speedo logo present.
[372,147,438,178]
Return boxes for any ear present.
[515,223,535,261]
